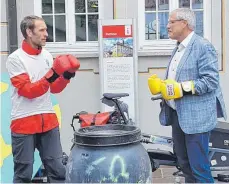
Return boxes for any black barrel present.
[65,124,152,183]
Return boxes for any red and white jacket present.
[6,41,69,134]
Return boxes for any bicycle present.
[71,93,229,182]
[71,93,179,172]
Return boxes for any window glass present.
[158,12,169,39]
[145,13,157,40]
[88,14,98,41]
[145,0,156,11]
[75,0,85,13]
[145,0,169,40]
[192,0,203,9]
[42,0,66,42]
[55,15,66,42]
[43,16,54,42]
[75,0,99,41]
[42,0,52,14]
[179,0,204,37]
[158,0,169,10]
[195,11,203,36]
[179,0,190,8]
[88,0,98,13]
[55,0,65,13]
[75,15,86,41]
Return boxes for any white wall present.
[3,0,227,154]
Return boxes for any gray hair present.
[171,8,196,30]
[20,15,44,39]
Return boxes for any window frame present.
[138,0,212,55]
[33,0,103,55]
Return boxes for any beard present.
[32,39,46,48]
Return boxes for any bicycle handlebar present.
[151,94,162,101]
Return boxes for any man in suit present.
[148,8,227,183]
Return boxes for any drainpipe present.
[6,0,18,54]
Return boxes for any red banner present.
[102,25,132,38]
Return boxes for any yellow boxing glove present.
[160,79,195,100]
[148,74,163,95]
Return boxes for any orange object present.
[80,112,111,127]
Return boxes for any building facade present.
[1,0,228,171]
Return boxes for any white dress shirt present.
[167,31,194,109]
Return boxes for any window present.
[138,0,211,53]
[34,0,100,48]
[42,0,67,42]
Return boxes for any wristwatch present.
[181,81,195,94]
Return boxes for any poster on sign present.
[98,19,139,125]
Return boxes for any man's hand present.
[160,79,195,100]
[148,74,163,95]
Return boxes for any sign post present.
[98,19,139,125]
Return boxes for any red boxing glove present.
[66,55,80,73]
[62,55,80,80]
[45,55,73,83]
[53,55,73,75]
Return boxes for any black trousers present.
[171,109,214,183]
[11,127,66,183]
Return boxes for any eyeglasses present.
[167,19,184,25]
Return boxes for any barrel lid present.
[73,124,141,146]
